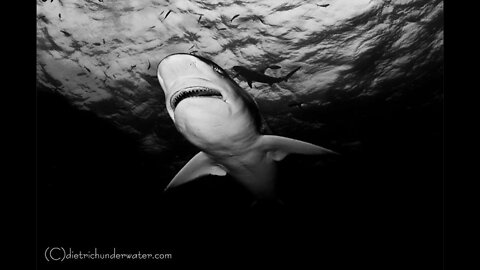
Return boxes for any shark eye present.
[212,65,224,75]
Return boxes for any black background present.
[36,65,443,268]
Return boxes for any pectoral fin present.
[164,152,227,191]
[258,135,338,161]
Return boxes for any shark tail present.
[282,67,301,82]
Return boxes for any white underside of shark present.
[157,53,336,200]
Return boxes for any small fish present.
[189,50,198,54]
[93,42,101,46]
[113,74,117,78]
[317,4,330,7]
[147,61,151,70]
[102,38,105,44]
[216,26,227,31]
[197,14,203,23]
[256,17,265,24]
[164,10,173,20]
[230,14,240,22]
[58,13,62,19]
[60,30,71,37]
[149,25,156,29]
[84,66,91,73]
[159,10,165,16]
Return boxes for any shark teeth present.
[171,87,223,110]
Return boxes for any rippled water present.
[37,0,443,152]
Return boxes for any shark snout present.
[158,54,203,78]
[157,54,219,95]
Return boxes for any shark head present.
[157,53,261,152]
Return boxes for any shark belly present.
[209,139,279,200]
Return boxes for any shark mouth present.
[170,86,223,110]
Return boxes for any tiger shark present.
[157,53,336,200]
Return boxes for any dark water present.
[36,0,443,268]
[37,79,442,268]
